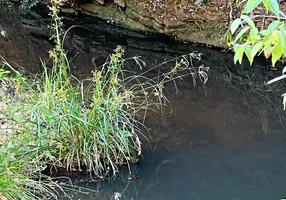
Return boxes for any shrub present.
[227,0,286,108]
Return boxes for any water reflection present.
[73,72,286,200]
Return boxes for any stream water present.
[1,6,286,200]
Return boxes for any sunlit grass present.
[0,133,65,200]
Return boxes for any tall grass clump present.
[30,44,208,176]
[15,1,209,177]
[18,1,145,176]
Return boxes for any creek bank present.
[59,0,242,48]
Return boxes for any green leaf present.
[251,41,263,58]
[278,31,285,48]
[243,0,262,14]
[260,30,268,36]
[263,34,273,52]
[263,34,273,59]
[249,27,259,41]
[271,31,279,45]
[262,20,281,36]
[271,32,284,66]
[283,47,286,57]
[278,23,285,31]
[234,44,245,64]
[231,18,242,34]
[224,31,233,45]
[282,31,286,56]
[244,46,254,64]
[241,15,255,28]
[123,130,133,137]
[272,45,282,66]
[234,26,251,43]
[269,0,280,18]
[262,0,270,13]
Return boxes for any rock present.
[114,0,126,7]
[125,7,165,33]
[62,0,239,47]
[95,0,104,5]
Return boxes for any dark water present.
[74,79,286,200]
[1,6,286,200]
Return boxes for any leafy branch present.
[229,0,286,109]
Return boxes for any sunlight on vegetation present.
[227,0,286,109]
[0,30,5,38]
[0,0,208,199]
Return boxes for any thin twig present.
[267,74,286,85]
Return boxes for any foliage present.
[229,0,282,65]
[27,46,146,175]
[0,135,64,200]
[228,0,286,109]
[0,0,74,199]
[20,0,41,10]
[0,65,66,199]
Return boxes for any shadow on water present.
[1,6,286,200]
[74,78,286,200]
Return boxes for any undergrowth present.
[0,135,65,200]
